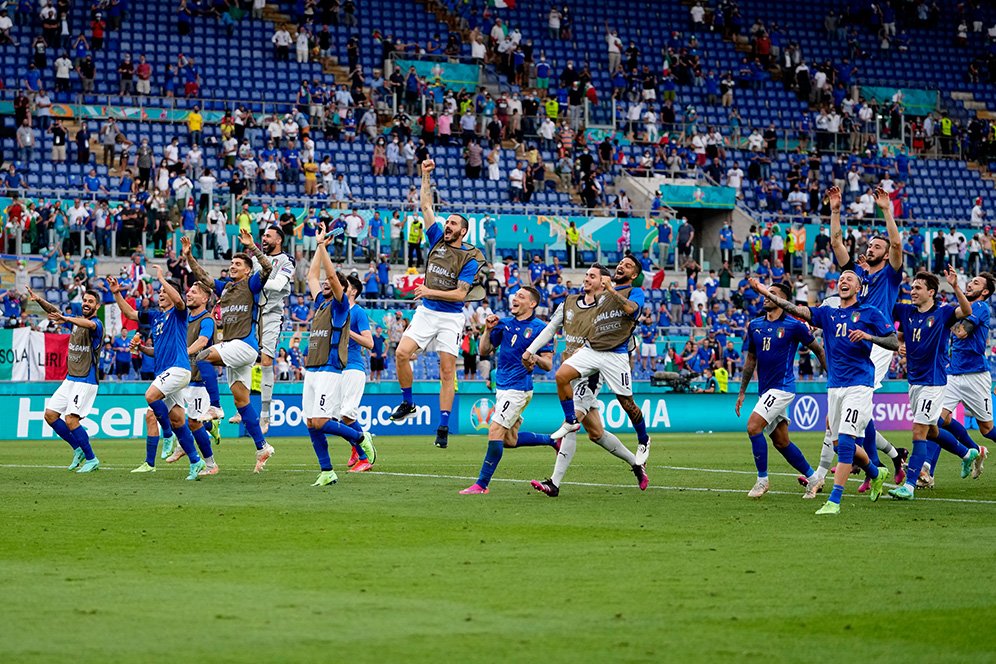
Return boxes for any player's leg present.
[168,403,205,480]
[259,350,275,433]
[435,350,457,448]
[196,348,224,419]
[390,335,420,419]
[870,345,904,475]
[65,413,99,472]
[145,381,176,444]
[338,370,376,471]
[132,409,161,473]
[552,362,583,435]
[188,419,217,474]
[44,393,86,470]
[769,421,820,487]
[818,388,881,514]
[745,412,771,497]
[302,372,336,486]
[461,418,511,495]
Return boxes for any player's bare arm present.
[478,313,500,357]
[181,236,213,285]
[749,277,812,321]
[155,265,185,310]
[847,328,900,351]
[735,351,757,417]
[808,340,828,375]
[239,229,272,280]
[420,158,436,227]
[826,186,851,267]
[946,266,973,319]
[874,186,903,270]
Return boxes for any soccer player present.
[549,255,652,465]
[338,274,377,473]
[888,270,978,500]
[255,225,295,433]
[751,271,894,515]
[390,158,484,450]
[302,224,376,487]
[459,286,558,495]
[182,231,276,473]
[826,185,908,486]
[524,265,649,497]
[935,272,995,482]
[735,280,828,498]
[111,268,206,480]
[30,287,103,473]
[162,281,222,474]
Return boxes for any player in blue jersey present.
[826,185,908,486]
[551,256,652,465]
[30,288,103,473]
[735,280,828,498]
[183,231,276,473]
[460,286,558,494]
[935,272,995,483]
[303,225,376,487]
[337,274,378,473]
[889,270,978,499]
[391,159,484,450]
[751,271,896,515]
[111,268,206,480]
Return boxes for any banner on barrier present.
[0,328,69,381]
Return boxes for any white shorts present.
[183,385,211,421]
[943,372,994,422]
[492,389,532,429]
[572,374,602,416]
[303,370,341,419]
[402,306,464,357]
[751,388,794,435]
[870,343,894,390]
[565,346,632,396]
[259,310,284,358]
[827,386,874,439]
[215,339,259,388]
[909,384,946,425]
[640,342,657,358]
[48,380,98,418]
[332,368,366,420]
[154,367,191,410]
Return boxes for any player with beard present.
[30,287,103,473]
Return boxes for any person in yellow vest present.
[236,203,252,234]
[565,221,580,268]
[785,231,796,274]
[544,97,559,121]
[187,105,204,146]
[939,113,953,155]
[406,214,424,267]
[714,364,729,393]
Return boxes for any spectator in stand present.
[971,196,986,225]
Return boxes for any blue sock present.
[829,483,845,504]
[941,418,980,450]
[517,431,555,447]
[401,386,413,403]
[931,427,969,458]
[440,410,450,428]
[348,420,364,434]
[927,441,942,474]
[203,419,213,432]
[173,424,201,464]
[631,413,650,445]
[862,421,881,466]
[860,461,880,479]
[192,426,213,460]
[837,433,858,465]
[197,360,221,407]
[72,426,95,461]
[476,440,504,489]
[50,417,79,449]
[559,398,577,424]
[906,440,930,489]
[308,428,332,471]
[237,404,265,450]
[749,433,768,478]
[320,419,362,443]
[149,399,174,438]
[145,435,159,466]
[776,441,814,477]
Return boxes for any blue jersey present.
[149,306,190,376]
[421,223,480,315]
[188,311,215,385]
[311,292,350,373]
[949,300,990,375]
[810,304,893,389]
[894,303,958,386]
[491,316,553,391]
[855,262,902,318]
[743,314,815,395]
[346,303,370,371]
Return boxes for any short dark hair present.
[521,286,541,305]
[591,262,611,277]
[267,225,285,242]
[770,281,793,300]
[978,272,996,298]
[914,271,939,295]
[232,252,252,269]
[84,289,100,301]
[346,275,363,295]
[620,254,643,279]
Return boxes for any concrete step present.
[950,91,975,101]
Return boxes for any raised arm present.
[946,265,973,319]
[601,276,639,315]
[420,158,437,227]
[749,277,812,321]
[26,287,60,315]
[317,232,344,302]
[735,351,757,417]
[239,228,272,281]
[155,265,185,310]
[106,276,139,320]
[478,315,500,358]
[307,223,327,295]
[826,186,851,267]
[874,187,903,270]
[181,235,212,285]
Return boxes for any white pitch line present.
[2,463,995,505]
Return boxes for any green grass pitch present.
[1,433,995,662]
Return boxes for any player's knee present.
[746,423,764,437]
[144,409,157,426]
[43,409,59,424]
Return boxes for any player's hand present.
[944,265,958,287]
[748,276,767,296]
[154,265,164,281]
[897,342,906,357]
[825,185,841,212]
[521,351,536,370]
[238,228,255,247]
[26,287,39,302]
[315,221,326,245]
[47,311,65,324]
[735,393,744,417]
[855,254,869,271]
[421,158,435,174]
[180,235,192,257]
[847,328,871,343]
[873,187,890,211]
[601,275,613,290]
[485,314,500,330]
[106,276,121,293]
[412,284,428,300]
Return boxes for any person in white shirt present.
[54,54,73,92]
[509,163,524,201]
[971,197,986,225]
[690,3,705,29]
[239,156,258,193]
[643,108,659,142]
[605,24,622,73]
[272,27,292,60]
[847,166,861,193]
[295,28,309,63]
[726,162,744,194]
[267,117,283,146]
[260,155,280,194]
[747,128,764,152]
[164,138,180,166]
[343,209,364,259]
[172,173,193,206]
[256,203,278,234]
[207,202,230,259]
[689,284,708,311]
[793,275,810,305]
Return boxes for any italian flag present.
[491,0,516,7]
[0,328,70,381]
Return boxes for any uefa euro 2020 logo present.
[469,398,495,431]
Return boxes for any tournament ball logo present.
[469,398,495,431]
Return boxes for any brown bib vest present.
[67,321,97,380]
[424,240,488,300]
[562,293,600,355]
[305,298,350,370]
[218,279,256,343]
[590,285,637,352]
[187,310,214,382]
